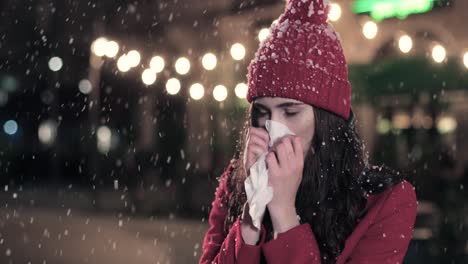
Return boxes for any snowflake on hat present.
[285,0,330,23]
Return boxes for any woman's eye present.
[285,112,298,116]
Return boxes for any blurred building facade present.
[1,1,468,261]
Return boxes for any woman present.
[200,0,417,263]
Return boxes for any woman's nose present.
[270,112,283,123]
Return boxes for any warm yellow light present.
[38,120,57,145]
[202,53,217,70]
[127,50,141,67]
[258,28,270,42]
[230,43,246,60]
[376,118,391,134]
[175,57,191,75]
[91,37,108,57]
[189,83,204,100]
[432,44,446,63]
[437,116,457,134]
[213,85,228,102]
[97,126,112,153]
[141,69,157,85]
[105,41,119,58]
[328,3,342,22]
[363,21,378,40]
[398,35,413,54]
[392,112,411,129]
[166,78,181,95]
[117,55,131,72]
[149,56,165,73]
[235,83,248,99]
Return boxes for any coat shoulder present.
[385,180,417,205]
[365,180,417,214]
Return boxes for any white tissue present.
[244,120,296,229]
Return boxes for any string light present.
[166,78,181,95]
[258,28,270,42]
[432,44,446,63]
[376,118,391,134]
[38,120,57,145]
[127,50,141,67]
[398,35,413,54]
[328,3,342,22]
[78,79,93,94]
[91,37,108,57]
[437,116,457,134]
[362,21,378,39]
[48,57,63,72]
[202,53,217,70]
[97,126,112,153]
[235,83,248,99]
[175,57,191,75]
[101,24,461,103]
[117,54,131,72]
[230,43,246,60]
[105,41,119,58]
[141,69,157,85]
[392,112,411,129]
[189,83,204,100]
[150,56,165,73]
[213,85,228,102]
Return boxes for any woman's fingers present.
[248,127,270,147]
[292,136,303,160]
[244,126,270,172]
[265,151,279,172]
[275,143,288,167]
[271,136,295,167]
[245,141,269,172]
[249,144,266,158]
[247,134,269,151]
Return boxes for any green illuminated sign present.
[353,0,450,21]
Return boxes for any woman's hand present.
[243,127,270,175]
[266,135,304,209]
[240,202,263,245]
[265,135,304,233]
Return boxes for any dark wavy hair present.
[222,104,406,263]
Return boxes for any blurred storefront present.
[0,0,467,263]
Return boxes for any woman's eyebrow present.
[254,102,303,109]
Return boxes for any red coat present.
[199,161,418,264]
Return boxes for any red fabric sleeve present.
[261,180,417,264]
[262,223,321,263]
[341,180,417,264]
[199,161,267,264]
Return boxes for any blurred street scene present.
[1,0,468,263]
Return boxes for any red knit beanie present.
[246,0,351,120]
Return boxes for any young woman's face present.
[252,96,315,158]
